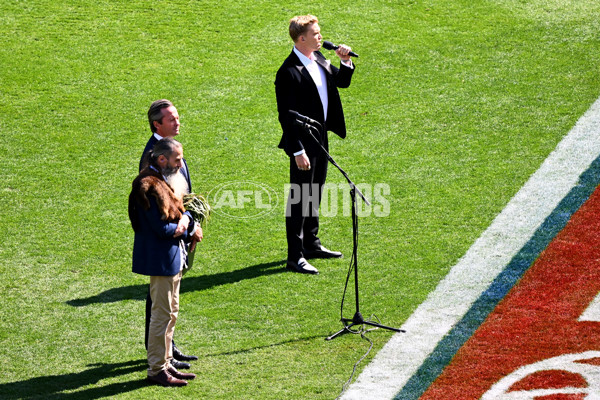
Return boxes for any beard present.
[163,167,189,200]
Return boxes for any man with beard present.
[129,138,203,387]
[140,99,198,369]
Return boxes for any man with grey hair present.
[129,138,203,386]
[140,99,198,369]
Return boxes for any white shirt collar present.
[153,132,164,141]
[293,46,315,67]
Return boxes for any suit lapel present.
[295,63,314,85]
[314,51,333,76]
[291,53,322,104]
[289,50,327,123]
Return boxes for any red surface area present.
[421,185,600,399]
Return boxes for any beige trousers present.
[147,271,182,376]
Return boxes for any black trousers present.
[144,289,152,349]
[286,153,328,261]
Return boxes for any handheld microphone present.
[289,110,322,130]
[322,41,359,58]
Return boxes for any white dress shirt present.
[293,46,329,121]
[292,47,353,157]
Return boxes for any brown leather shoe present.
[147,370,188,387]
[168,365,197,380]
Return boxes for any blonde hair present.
[289,15,318,42]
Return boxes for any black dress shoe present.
[170,359,191,369]
[286,258,319,274]
[173,343,198,361]
[303,245,343,259]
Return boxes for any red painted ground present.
[421,185,600,399]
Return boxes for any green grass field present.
[1,0,599,398]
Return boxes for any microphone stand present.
[293,120,404,340]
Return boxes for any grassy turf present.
[1,0,599,398]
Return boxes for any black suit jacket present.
[275,50,354,157]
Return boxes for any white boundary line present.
[579,292,600,322]
[341,96,600,400]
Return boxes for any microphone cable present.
[334,195,381,399]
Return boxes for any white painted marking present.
[341,97,600,400]
[481,351,600,399]
[579,292,600,321]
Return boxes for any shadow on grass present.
[0,359,147,400]
[205,334,326,358]
[67,259,287,307]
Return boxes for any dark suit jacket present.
[275,50,354,157]
[131,194,195,276]
[133,135,195,276]
[139,135,193,192]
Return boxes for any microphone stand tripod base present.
[326,311,405,341]
[287,121,405,342]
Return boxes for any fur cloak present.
[128,167,185,232]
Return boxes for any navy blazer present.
[133,136,195,276]
[275,50,354,157]
[131,194,196,276]
[139,135,193,192]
